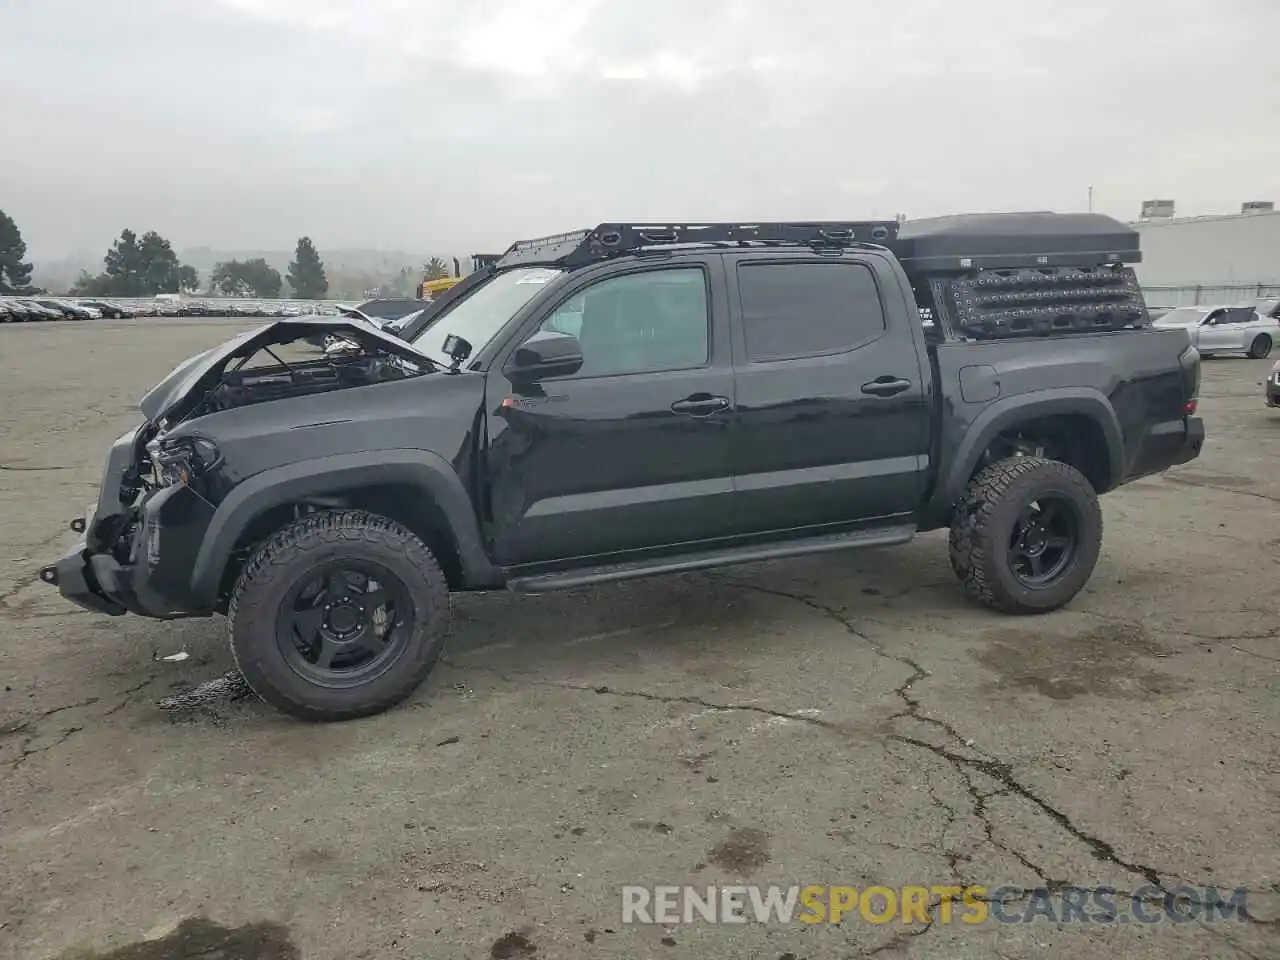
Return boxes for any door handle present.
[861,377,912,397]
[671,394,730,416]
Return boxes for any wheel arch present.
[932,389,1124,519]
[189,449,503,608]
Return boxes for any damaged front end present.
[41,319,437,619]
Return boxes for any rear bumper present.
[1120,415,1204,484]
[1266,384,1280,407]
[1175,415,1205,465]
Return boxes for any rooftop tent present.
[896,212,1141,273]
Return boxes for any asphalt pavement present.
[0,318,1276,960]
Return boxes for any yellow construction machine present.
[415,254,501,300]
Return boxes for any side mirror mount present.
[504,330,583,382]
[441,333,473,373]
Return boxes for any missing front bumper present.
[42,483,218,620]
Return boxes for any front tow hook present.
[40,566,58,586]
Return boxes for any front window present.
[410,267,563,365]
[532,268,710,378]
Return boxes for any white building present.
[1130,208,1280,304]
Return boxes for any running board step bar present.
[507,523,917,594]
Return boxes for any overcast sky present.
[3,0,1277,259]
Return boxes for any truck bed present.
[919,325,1200,527]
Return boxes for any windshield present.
[409,266,563,364]
[1156,308,1207,326]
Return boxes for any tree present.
[69,270,112,296]
[0,209,36,294]
[77,228,199,296]
[137,231,190,294]
[212,258,283,298]
[103,228,144,295]
[388,266,416,297]
[423,257,451,281]
[177,264,199,293]
[288,237,328,299]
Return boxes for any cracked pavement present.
[1,319,1277,960]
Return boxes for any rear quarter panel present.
[921,327,1194,527]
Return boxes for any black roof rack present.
[495,221,901,270]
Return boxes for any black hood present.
[138,318,433,423]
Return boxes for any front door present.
[1196,308,1240,352]
[486,259,738,567]
[725,253,932,534]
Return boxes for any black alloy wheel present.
[1007,496,1080,589]
[276,562,413,687]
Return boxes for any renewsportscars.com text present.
[621,885,1252,926]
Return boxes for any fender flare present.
[932,388,1125,516]
[188,449,501,606]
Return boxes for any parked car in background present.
[15,300,65,321]
[1246,297,1280,321]
[1263,359,1280,409]
[1153,305,1277,358]
[20,299,70,320]
[77,299,130,319]
[34,298,94,320]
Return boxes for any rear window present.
[737,261,887,362]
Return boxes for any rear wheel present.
[228,509,450,721]
[1248,335,1273,359]
[949,456,1102,614]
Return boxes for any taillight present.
[1179,346,1200,416]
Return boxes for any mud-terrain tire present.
[947,510,973,579]
[1248,334,1272,359]
[228,509,450,721]
[949,456,1102,614]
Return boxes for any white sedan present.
[1153,305,1279,359]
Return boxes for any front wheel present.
[1248,335,1273,359]
[949,456,1102,614]
[228,509,450,721]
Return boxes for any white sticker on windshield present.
[516,269,559,284]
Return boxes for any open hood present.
[138,318,434,424]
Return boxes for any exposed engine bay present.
[195,350,426,417]
[152,323,436,425]
[134,318,441,429]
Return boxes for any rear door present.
[725,252,932,533]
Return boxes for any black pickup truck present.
[42,214,1205,721]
